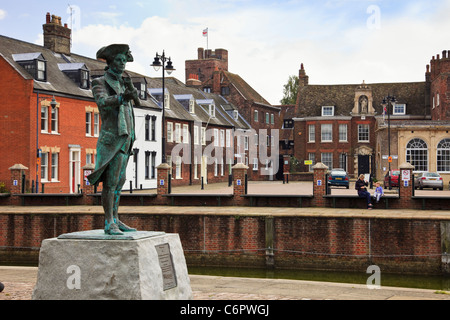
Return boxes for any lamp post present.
[35,93,58,193]
[381,95,396,190]
[151,51,175,164]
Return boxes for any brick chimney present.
[43,12,71,55]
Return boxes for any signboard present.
[155,243,177,291]
[304,160,313,165]
[236,179,241,186]
[160,179,164,186]
[317,180,322,186]
[401,170,411,181]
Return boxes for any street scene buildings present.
[1,12,450,194]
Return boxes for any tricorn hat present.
[96,44,134,64]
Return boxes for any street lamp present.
[151,51,175,164]
[381,95,396,190]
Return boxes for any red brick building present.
[0,14,105,193]
[185,48,281,180]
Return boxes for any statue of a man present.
[87,44,139,235]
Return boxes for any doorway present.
[358,155,370,176]
[69,147,81,193]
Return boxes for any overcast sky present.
[1,0,449,105]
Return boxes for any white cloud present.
[70,1,450,105]
[0,9,6,20]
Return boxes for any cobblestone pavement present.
[2,267,450,301]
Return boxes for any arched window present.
[406,138,428,171]
[437,138,450,172]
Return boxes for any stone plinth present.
[32,230,193,300]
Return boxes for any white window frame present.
[41,106,48,133]
[321,152,333,169]
[51,107,58,134]
[175,123,181,143]
[220,129,225,147]
[85,111,92,136]
[339,124,347,142]
[182,124,189,144]
[253,158,258,171]
[321,106,334,116]
[51,153,59,181]
[41,152,49,182]
[358,124,370,142]
[167,122,173,143]
[93,112,99,136]
[308,124,315,142]
[194,125,199,145]
[209,104,215,118]
[201,127,206,146]
[393,103,406,115]
[189,98,195,113]
[321,124,332,142]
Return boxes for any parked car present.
[384,170,400,188]
[414,172,444,190]
[328,168,349,189]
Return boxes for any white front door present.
[69,147,81,193]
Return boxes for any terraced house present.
[0,12,253,193]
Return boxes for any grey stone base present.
[32,231,193,300]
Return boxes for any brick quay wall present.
[1,207,448,275]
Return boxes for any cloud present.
[0,9,6,20]
[70,1,450,105]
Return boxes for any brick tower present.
[427,50,450,120]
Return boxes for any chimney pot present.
[46,12,51,24]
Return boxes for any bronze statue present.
[87,44,138,235]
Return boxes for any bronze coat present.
[87,71,136,185]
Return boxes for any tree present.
[280,75,299,105]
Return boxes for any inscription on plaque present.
[155,243,177,290]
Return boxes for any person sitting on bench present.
[355,174,373,209]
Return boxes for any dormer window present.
[209,104,215,118]
[322,106,334,116]
[233,110,239,120]
[393,103,406,115]
[164,92,170,109]
[221,86,230,95]
[13,53,47,82]
[189,98,195,114]
[133,78,147,100]
[58,63,90,89]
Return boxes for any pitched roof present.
[296,81,428,118]
[223,71,271,106]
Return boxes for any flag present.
[202,28,208,37]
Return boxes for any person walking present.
[355,174,373,209]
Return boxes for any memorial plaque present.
[155,243,177,290]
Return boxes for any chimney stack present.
[43,12,71,55]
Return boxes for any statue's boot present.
[112,193,136,232]
[117,219,137,232]
[105,220,124,235]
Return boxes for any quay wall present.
[0,208,446,275]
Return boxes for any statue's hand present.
[123,87,138,102]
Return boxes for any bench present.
[323,194,399,209]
